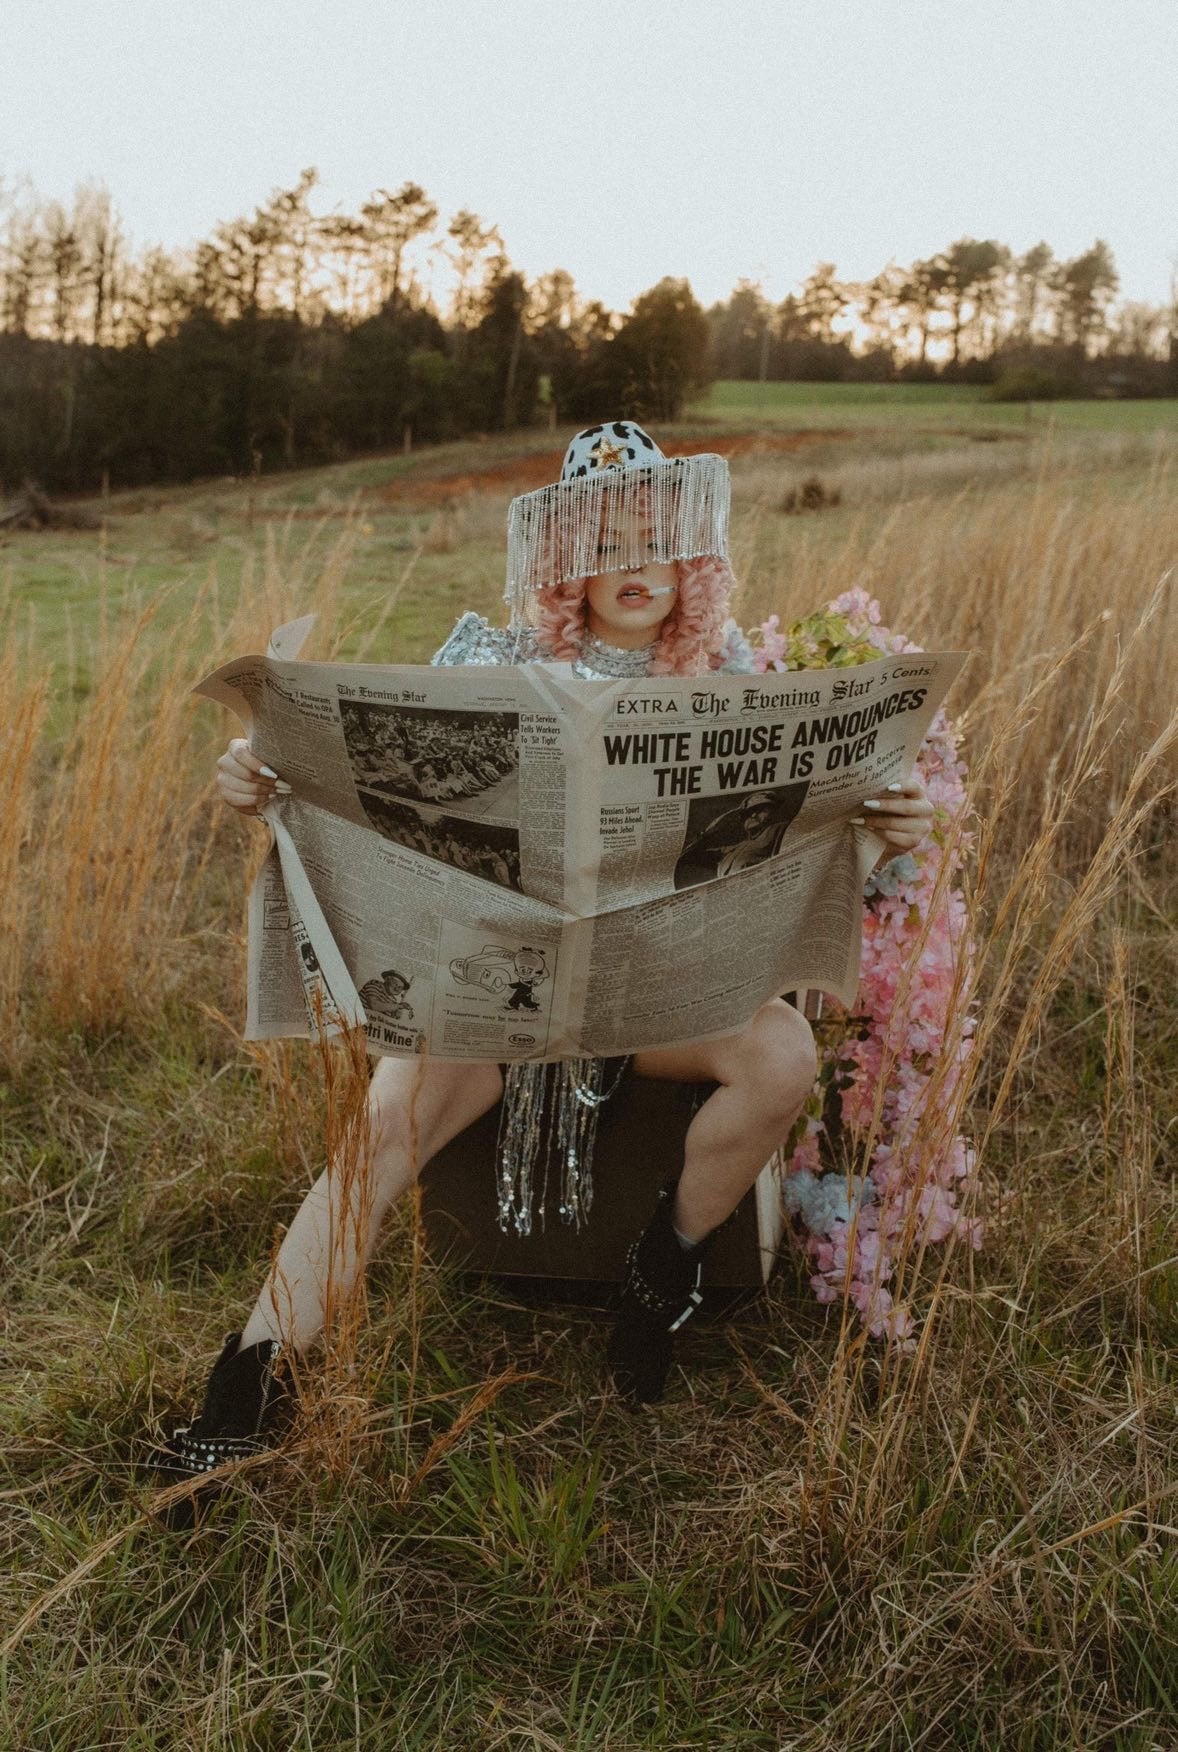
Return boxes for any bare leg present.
[633,998,817,1242]
[239,1056,504,1353]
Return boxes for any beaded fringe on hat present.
[496,1056,630,1236]
[504,456,729,624]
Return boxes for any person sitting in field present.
[153,420,933,1523]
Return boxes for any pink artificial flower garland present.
[752,588,981,1345]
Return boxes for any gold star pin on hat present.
[590,436,626,469]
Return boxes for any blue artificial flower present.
[782,1168,877,1236]
[865,851,919,899]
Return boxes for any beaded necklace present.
[572,630,659,680]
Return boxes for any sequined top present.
[430,611,758,677]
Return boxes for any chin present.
[606,619,667,642]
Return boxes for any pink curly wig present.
[532,553,737,677]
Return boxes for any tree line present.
[1,170,1174,495]
[707,245,1176,396]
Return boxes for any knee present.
[739,1000,818,1123]
[363,1059,416,1162]
[363,1056,502,1174]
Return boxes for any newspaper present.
[196,620,965,1063]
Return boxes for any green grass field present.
[694,377,1178,434]
[3,398,1176,1749]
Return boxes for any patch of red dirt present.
[372,450,565,508]
[700,429,850,459]
[368,429,848,509]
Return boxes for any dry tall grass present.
[0,629,48,1020]
[0,518,384,1055]
[737,440,1177,844]
[3,445,1175,1749]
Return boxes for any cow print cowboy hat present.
[504,418,730,621]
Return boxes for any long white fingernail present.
[260,765,278,779]
[274,780,292,794]
[886,781,903,793]
[863,798,882,810]
[851,816,865,825]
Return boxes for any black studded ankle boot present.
[606,1181,721,1406]
[151,1332,294,1528]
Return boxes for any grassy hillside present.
[2,407,1176,1748]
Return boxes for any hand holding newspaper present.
[196,624,965,1063]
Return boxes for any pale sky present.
[3,0,1176,312]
